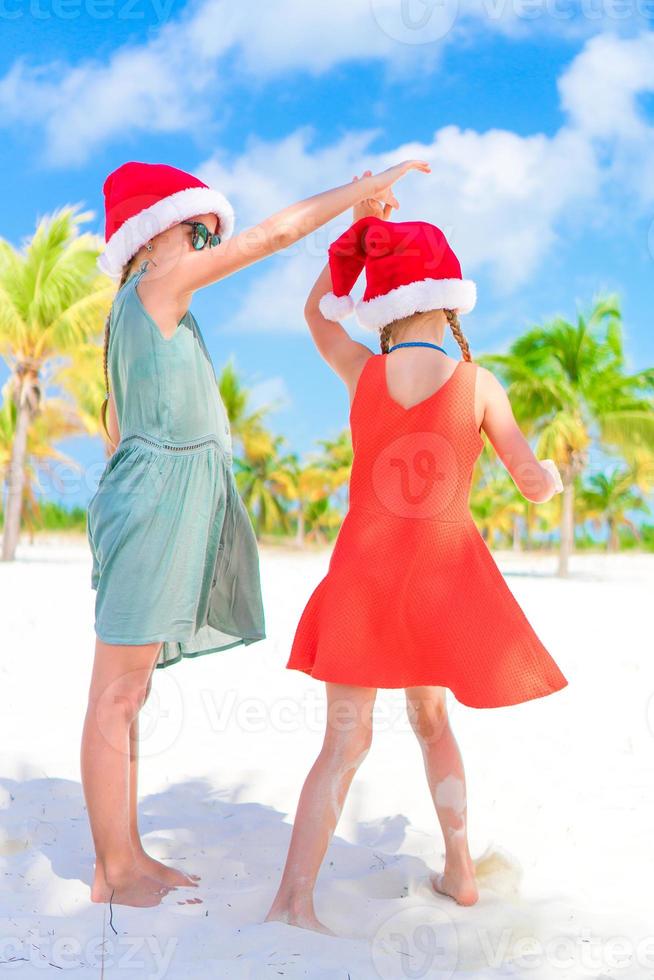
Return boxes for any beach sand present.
[1,537,652,978]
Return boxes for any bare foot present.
[135,852,200,889]
[265,902,335,936]
[91,868,173,908]
[431,858,479,907]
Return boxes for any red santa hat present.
[97,161,235,279]
[319,216,476,331]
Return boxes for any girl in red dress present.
[266,183,568,934]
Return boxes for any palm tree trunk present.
[512,515,521,552]
[524,503,534,551]
[558,481,575,577]
[295,501,305,548]
[1,389,31,562]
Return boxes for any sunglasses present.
[182,220,222,250]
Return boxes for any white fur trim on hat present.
[355,278,477,331]
[97,186,235,279]
[318,292,355,321]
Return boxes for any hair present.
[100,258,137,446]
[379,308,472,362]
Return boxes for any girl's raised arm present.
[174,160,430,292]
[304,262,373,399]
[303,173,399,397]
[478,368,563,503]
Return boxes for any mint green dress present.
[86,259,266,668]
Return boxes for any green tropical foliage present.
[0,380,84,538]
[579,468,648,551]
[0,207,113,559]
[478,296,654,574]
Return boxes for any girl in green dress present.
[82,158,430,909]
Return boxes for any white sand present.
[1,538,653,979]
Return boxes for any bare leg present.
[126,670,200,889]
[81,637,172,907]
[266,683,377,933]
[405,686,478,906]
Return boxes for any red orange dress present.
[286,354,568,708]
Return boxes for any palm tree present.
[303,497,344,545]
[480,297,654,576]
[580,468,649,551]
[0,381,84,539]
[218,359,277,456]
[314,431,353,495]
[235,430,297,538]
[54,340,109,453]
[0,207,114,560]
[283,455,335,547]
[280,430,353,546]
[470,469,526,548]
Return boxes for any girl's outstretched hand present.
[352,170,398,222]
[369,159,431,201]
[540,459,564,495]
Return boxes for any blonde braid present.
[379,323,393,354]
[100,260,136,446]
[445,309,472,362]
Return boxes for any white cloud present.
[0,40,213,165]
[205,120,599,335]
[2,6,652,325]
[0,0,647,163]
[558,32,654,203]
[559,31,654,138]
[198,129,379,230]
[0,0,441,164]
[247,376,293,414]
[194,31,654,333]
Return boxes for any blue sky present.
[1,1,654,505]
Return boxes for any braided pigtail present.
[445,309,472,362]
[379,323,393,354]
[99,261,135,446]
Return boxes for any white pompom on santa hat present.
[97,161,235,279]
[319,216,476,331]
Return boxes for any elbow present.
[304,296,321,322]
